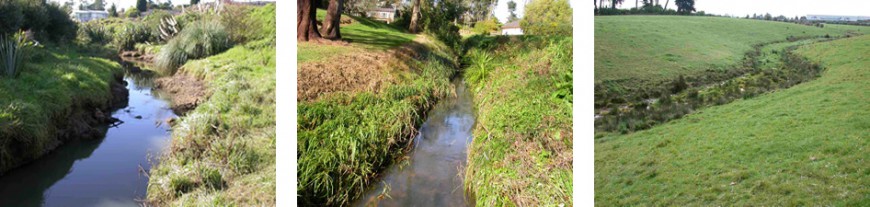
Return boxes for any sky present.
[604,0,870,17]
[493,0,574,23]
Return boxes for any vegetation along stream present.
[354,79,475,207]
[0,60,175,206]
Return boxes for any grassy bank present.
[462,35,573,206]
[296,14,458,205]
[296,9,417,63]
[594,16,870,106]
[0,46,122,174]
[595,35,870,206]
[145,4,277,206]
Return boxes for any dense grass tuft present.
[297,40,456,206]
[155,20,231,73]
[0,31,35,77]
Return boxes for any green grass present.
[0,46,122,173]
[145,4,276,206]
[296,36,456,206]
[595,35,870,206]
[297,9,417,63]
[462,35,573,206]
[594,16,870,103]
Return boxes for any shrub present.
[472,18,500,35]
[0,31,36,77]
[124,6,140,18]
[522,0,572,36]
[115,22,151,50]
[78,22,112,44]
[155,20,231,72]
[44,3,77,43]
[0,1,24,35]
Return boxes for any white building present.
[806,14,870,22]
[72,10,109,22]
[366,8,396,23]
[501,21,523,35]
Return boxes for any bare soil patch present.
[155,74,208,115]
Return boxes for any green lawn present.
[145,4,277,206]
[0,46,121,173]
[595,35,870,206]
[595,16,870,104]
[297,9,417,63]
[463,36,573,206]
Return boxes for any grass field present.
[594,16,870,105]
[0,46,121,173]
[145,4,277,205]
[595,35,870,206]
[296,9,417,63]
[462,36,573,206]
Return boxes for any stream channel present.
[0,60,175,206]
[354,79,476,207]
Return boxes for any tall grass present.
[114,22,151,51]
[155,20,231,72]
[0,31,34,77]
[297,42,456,206]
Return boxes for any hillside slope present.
[595,35,870,206]
[595,16,870,105]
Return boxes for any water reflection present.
[0,60,176,206]
[355,79,476,207]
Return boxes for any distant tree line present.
[595,0,696,15]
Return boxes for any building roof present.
[502,21,521,29]
[370,7,396,13]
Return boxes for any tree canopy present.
[521,0,572,36]
[675,0,694,14]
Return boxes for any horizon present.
[601,0,869,18]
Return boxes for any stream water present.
[0,61,175,206]
[354,79,476,207]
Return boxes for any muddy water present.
[354,79,476,207]
[0,61,175,206]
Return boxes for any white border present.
[573,0,592,205]
[277,0,297,206]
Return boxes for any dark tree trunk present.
[322,0,343,39]
[409,0,421,33]
[594,0,597,9]
[297,0,322,41]
[664,0,669,10]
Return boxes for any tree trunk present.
[635,0,638,9]
[409,0,421,33]
[297,0,322,41]
[598,0,604,9]
[663,0,669,10]
[322,0,343,39]
[594,0,597,9]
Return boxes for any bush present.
[0,1,24,36]
[124,6,140,18]
[44,3,78,43]
[522,0,572,36]
[472,18,500,35]
[0,31,36,77]
[78,21,112,44]
[115,22,151,50]
[155,20,231,72]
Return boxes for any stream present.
[0,60,175,206]
[354,79,476,207]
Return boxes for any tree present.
[109,3,117,17]
[674,0,694,14]
[89,0,105,10]
[190,0,199,5]
[322,0,343,39]
[409,0,421,33]
[610,0,623,9]
[298,0,322,41]
[521,0,571,35]
[507,0,517,22]
[663,0,669,10]
[764,13,772,20]
[137,0,147,12]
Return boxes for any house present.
[71,10,109,22]
[501,21,523,35]
[366,7,396,23]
